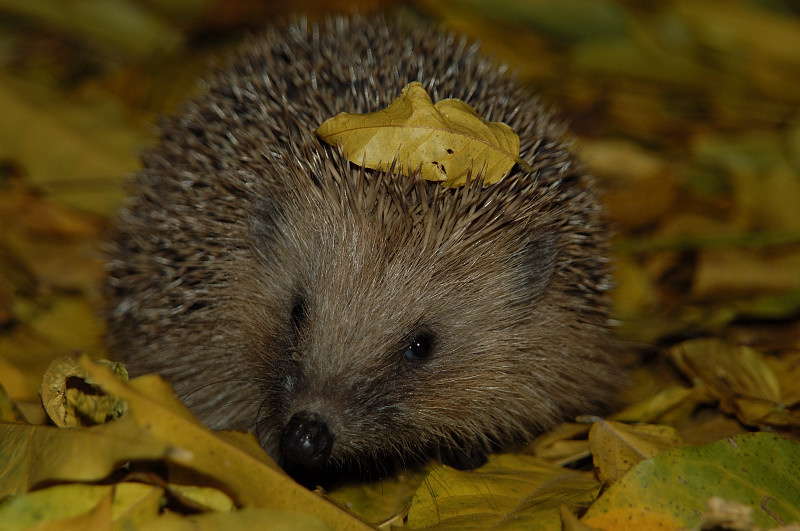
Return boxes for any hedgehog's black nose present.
[280,411,334,469]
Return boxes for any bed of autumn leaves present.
[1,0,800,529]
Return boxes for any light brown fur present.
[106,14,620,478]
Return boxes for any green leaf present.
[583,432,800,529]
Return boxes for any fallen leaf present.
[0,357,371,530]
[588,420,684,484]
[612,385,698,425]
[325,468,426,527]
[0,322,85,399]
[3,230,106,295]
[0,482,166,531]
[110,482,165,529]
[526,422,592,466]
[670,339,782,404]
[78,357,370,529]
[444,0,631,42]
[166,484,235,513]
[406,453,600,529]
[676,408,748,446]
[765,352,800,409]
[667,338,800,429]
[142,507,332,531]
[0,412,172,499]
[316,81,522,186]
[0,484,114,531]
[582,433,800,530]
[41,356,128,428]
[733,289,800,321]
[582,506,682,530]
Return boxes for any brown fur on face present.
[106,14,620,478]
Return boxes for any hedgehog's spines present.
[106,14,619,480]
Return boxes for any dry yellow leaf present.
[588,420,684,485]
[0,414,172,499]
[316,81,523,187]
[325,467,427,527]
[1,357,371,529]
[668,338,785,428]
[111,483,165,528]
[143,508,332,530]
[668,339,800,431]
[34,486,113,531]
[166,484,234,513]
[40,356,128,428]
[526,422,592,466]
[612,384,699,426]
[406,453,600,529]
[0,484,114,531]
[0,482,166,530]
[77,357,371,530]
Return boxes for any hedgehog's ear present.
[518,233,558,299]
[249,197,287,263]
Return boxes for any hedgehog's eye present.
[403,332,435,361]
[290,296,307,330]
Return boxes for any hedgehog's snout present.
[279,410,335,469]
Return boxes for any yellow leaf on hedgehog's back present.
[316,81,522,187]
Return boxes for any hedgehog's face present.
[237,158,571,479]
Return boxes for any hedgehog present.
[106,14,620,483]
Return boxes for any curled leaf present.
[40,356,128,428]
[316,81,524,187]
